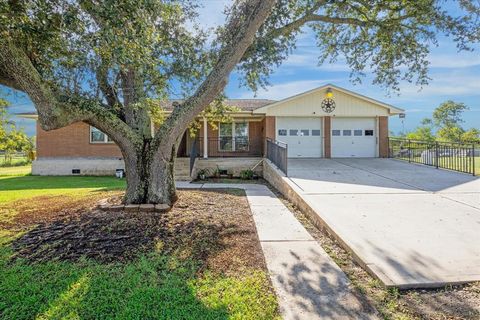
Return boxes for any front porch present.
[176,116,266,159]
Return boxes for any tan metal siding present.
[265,88,390,117]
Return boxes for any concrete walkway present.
[177,182,378,320]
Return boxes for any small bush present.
[240,169,254,180]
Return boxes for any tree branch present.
[0,39,141,151]
[151,0,277,153]
[96,65,120,108]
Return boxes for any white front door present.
[276,117,322,158]
[331,118,376,158]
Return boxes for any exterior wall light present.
[326,88,334,99]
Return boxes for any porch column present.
[203,117,208,159]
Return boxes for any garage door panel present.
[332,118,376,158]
[276,117,322,158]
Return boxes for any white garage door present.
[276,117,322,158]
[331,118,376,158]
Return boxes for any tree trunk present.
[122,140,177,205]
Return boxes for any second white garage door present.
[276,117,322,158]
[331,118,377,158]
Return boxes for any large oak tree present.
[1,0,479,204]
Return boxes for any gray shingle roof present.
[16,99,276,118]
[161,99,275,111]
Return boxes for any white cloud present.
[428,53,480,69]
[237,79,342,100]
[399,72,480,96]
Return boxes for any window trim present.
[218,122,249,152]
[89,126,114,144]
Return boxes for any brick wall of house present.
[265,116,275,140]
[323,116,331,158]
[378,116,389,158]
[36,122,122,158]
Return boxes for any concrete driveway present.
[287,158,480,288]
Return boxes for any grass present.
[0,174,125,203]
[0,174,279,319]
[0,165,31,176]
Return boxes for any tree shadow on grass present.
[1,252,230,319]
[1,208,239,319]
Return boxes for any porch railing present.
[389,138,476,176]
[266,138,288,176]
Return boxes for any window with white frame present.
[219,122,248,151]
[90,126,113,143]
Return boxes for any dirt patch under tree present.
[8,189,266,275]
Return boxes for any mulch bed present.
[7,189,266,274]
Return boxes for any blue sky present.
[5,0,480,136]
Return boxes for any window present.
[300,129,309,136]
[365,130,374,136]
[354,130,363,136]
[278,129,287,136]
[219,122,249,151]
[343,130,352,136]
[332,130,341,136]
[235,122,248,151]
[312,130,321,136]
[90,126,113,143]
[289,129,298,136]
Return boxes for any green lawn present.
[0,165,31,176]
[0,174,125,203]
[0,174,279,319]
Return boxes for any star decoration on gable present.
[321,98,336,113]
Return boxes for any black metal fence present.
[266,138,288,175]
[389,138,476,175]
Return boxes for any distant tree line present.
[0,98,35,165]
[398,101,480,144]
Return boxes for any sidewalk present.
[177,182,378,320]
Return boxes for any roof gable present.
[253,84,404,116]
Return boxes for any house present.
[18,84,404,178]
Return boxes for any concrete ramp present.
[264,158,480,289]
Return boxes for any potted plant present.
[197,168,210,180]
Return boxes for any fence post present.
[435,141,439,169]
[408,140,411,163]
[473,144,476,176]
